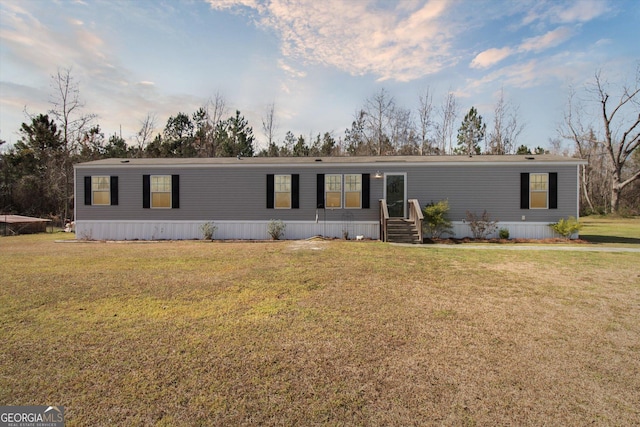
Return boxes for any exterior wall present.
[75,160,580,240]
[76,165,381,222]
[403,163,578,223]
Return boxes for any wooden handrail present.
[379,199,389,242]
[408,199,423,243]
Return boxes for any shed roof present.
[0,215,52,224]
[75,155,586,168]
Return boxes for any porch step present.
[386,219,421,244]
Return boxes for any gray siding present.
[77,165,380,222]
[76,162,578,224]
[405,164,578,222]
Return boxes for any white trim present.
[73,167,77,221]
[274,174,292,209]
[91,176,111,206]
[343,173,362,209]
[150,175,172,209]
[325,173,343,209]
[529,172,549,209]
[577,164,581,219]
[75,160,588,170]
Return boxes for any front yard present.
[1,219,639,425]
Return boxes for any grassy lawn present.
[1,230,639,425]
[580,215,640,246]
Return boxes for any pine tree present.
[455,107,485,155]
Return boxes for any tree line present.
[1,67,638,223]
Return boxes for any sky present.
[0,0,638,153]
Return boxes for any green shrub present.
[466,210,498,239]
[422,200,453,238]
[200,221,218,240]
[267,219,286,240]
[549,216,583,239]
[498,227,510,239]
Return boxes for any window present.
[530,173,548,209]
[267,174,299,209]
[275,175,291,209]
[143,175,179,209]
[325,174,342,208]
[85,176,117,206]
[317,174,369,209]
[91,176,111,205]
[151,175,172,208]
[520,172,557,210]
[344,174,362,208]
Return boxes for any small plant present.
[466,210,498,239]
[422,200,454,238]
[200,221,218,240]
[498,227,510,239]
[342,229,349,240]
[549,216,583,239]
[267,219,286,240]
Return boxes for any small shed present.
[1,214,52,236]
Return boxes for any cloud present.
[0,1,203,140]
[470,47,514,69]
[522,0,609,26]
[518,26,573,53]
[277,59,306,78]
[469,26,574,70]
[208,0,457,82]
[464,51,592,94]
[554,0,610,23]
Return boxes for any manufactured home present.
[74,155,586,242]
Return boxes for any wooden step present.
[385,219,421,244]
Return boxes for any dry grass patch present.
[1,234,639,425]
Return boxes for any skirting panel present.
[75,220,380,241]
[449,221,566,239]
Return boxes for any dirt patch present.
[287,239,330,251]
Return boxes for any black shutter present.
[110,176,118,206]
[549,172,558,209]
[292,174,300,209]
[84,176,92,205]
[520,173,529,209]
[316,174,325,208]
[143,175,150,208]
[362,173,370,209]
[171,175,180,209]
[266,174,274,209]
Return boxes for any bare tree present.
[417,88,434,155]
[200,91,228,157]
[391,107,417,154]
[561,68,640,214]
[48,67,95,222]
[435,90,458,154]
[207,91,228,127]
[135,113,157,157]
[364,88,396,155]
[487,88,524,155]
[49,67,96,155]
[262,102,279,156]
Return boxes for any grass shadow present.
[580,235,640,245]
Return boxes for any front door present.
[385,173,406,218]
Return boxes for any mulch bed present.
[423,237,591,244]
